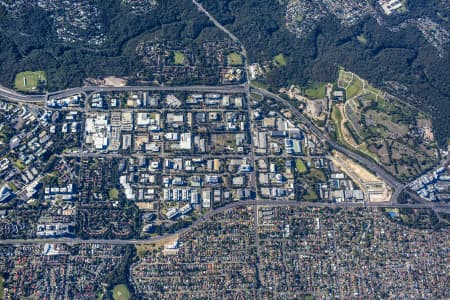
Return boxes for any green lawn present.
[308,168,326,182]
[8,182,18,192]
[0,276,4,299]
[303,189,319,201]
[345,77,363,99]
[331,105,343,142]
[338,69,353,88]
[250,92,263,101]
[228,52,243,66]
[173,51,185,65]
[14,71,46,92]
[250,81,269,90]
[273,53,287,67]
[304,82,327,99]
[357,34,368,44]
[13,159,26,170]
[295,159,307,173]
[113,284,130,300]
[109,188,120,200]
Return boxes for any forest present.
[0,0,448,145]
[0,0,219,90]
[198,0,450,147]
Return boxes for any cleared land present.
[304,82,327,99]
[136,234,180,256]
[14,71,46,92]
[330,151,391,203]
[135,202,157,210]
[113,284,131,300]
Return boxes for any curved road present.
[0,84,247,104]
[0,3,445,248]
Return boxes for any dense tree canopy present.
[0,0,448,145]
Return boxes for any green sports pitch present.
[14,71,47,92]
[113,284,131,300]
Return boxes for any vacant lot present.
[304,82,326,99]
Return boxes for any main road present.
[252,88,424,203]
[0,200,447,246]
[0,83,247,104]
[0,85,46,103]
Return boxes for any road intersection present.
[0,81,448,245]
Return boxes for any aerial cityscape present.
[0,0,448,299]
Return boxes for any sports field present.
[14,71,46,92]
[113,284,130,300]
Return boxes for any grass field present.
[357,34,368,44]
[338,69,363,99]
[346,78,363,99]
[0,276,4,299]
[304,82,327,99]
[273,53,287,67]
[309,168,326,182]
[173,51,185,65]
[228,52,243,66]
[250,92,263,100]
[250,81,269,90]
[295,159,307,173]
[14,71,46,92]
[331,105,344,142]
[113,284,130,300]
[109,188,119,200]
[303,189,319,201]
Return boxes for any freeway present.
[0,200,447,246]
[49,84,247,98]
[0,85,45,103]
[252,88,406,196]
[0,83,247,104]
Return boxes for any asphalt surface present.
[0,83,247,104]
[0,200,447,245]
[0,75,446,246]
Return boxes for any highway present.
[0,85,45,103]
[0,200,447,246]
[0,5,447,248]
[49,84,247,98]
[0,83,247,104]
[252,88,408,197]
